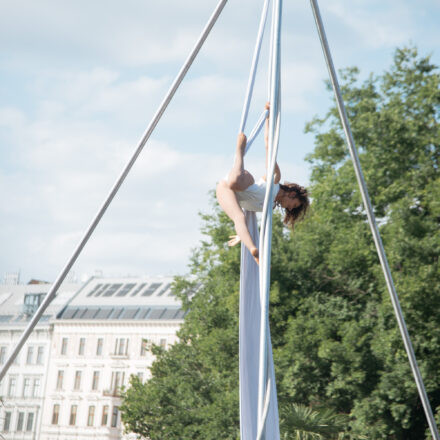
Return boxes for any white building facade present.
[0,281,80,440]
[39,276,184,440]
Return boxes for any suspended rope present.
[245,109,268,155]
[237,0,282,438]
[257,0,282,436]
[239,0,270,133]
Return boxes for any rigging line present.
[310,1,440,439]
[256,375,272,440]
[0,0,229,383]
[239,0,271,133]
[258,0,282,273]
[245,109,269,155]
[257,97,281,434]
[257,0,283,436]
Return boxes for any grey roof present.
[56,276,185,322]
[0,282,80,326]
[64,276,179,308]
[0,276,187,325]
[57,305,187,321]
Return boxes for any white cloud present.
[282,62,322,112]
[0,107,27,128]
[0,101,232,280]
[325,1,413,49]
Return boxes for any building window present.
[92,371,99,391]
[23,293,44,315]
[69,405,77,426]
[7,377,16,397]
[61,337,68,355]
[160,338,167,348]
[140,339,148,356]
[96,338,103,356]
[3,411,11,432]
[110,371,125,395]
[26,346,34,364]
[79,337,85,355]
[56,370,64,390]
[137,372,144,383]
[114,338,129,356]
[36,346,44,364]
[87,406,95,426]
[22,377,31,397]
[33,378,41,397]
[26,413,34,432]
[111,406,119,428]
[52,404,60,425]
[101,405,109,426]
[0,346,6,364]
[16,412,25,431]
[74,371,82,390]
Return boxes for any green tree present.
[121,47,440,439]
[277,47,440,439]
[280,404,354,440]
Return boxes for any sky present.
[1,0,439,283]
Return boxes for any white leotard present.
[235,178,279,212]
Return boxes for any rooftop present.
[0,282,80,326]
[0,275,187,325]
[57,276,186,322]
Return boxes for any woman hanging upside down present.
[216,103,309,265]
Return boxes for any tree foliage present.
[121,47,440,439]
[280,403,363,440]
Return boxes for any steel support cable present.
[257,0,282,437]
[0,0,228,383]
[309,1,440,439]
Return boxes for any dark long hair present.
[277,182,310,228]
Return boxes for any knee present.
[229,170,254,191]
[227,173,249,191]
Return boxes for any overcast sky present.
[1,0,439,283]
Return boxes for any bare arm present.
[263,103,281,183]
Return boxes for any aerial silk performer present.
[217,0,310,436]
[216,103,309,440]
[216,103,309,264]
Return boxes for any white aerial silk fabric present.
[239,210,280,440]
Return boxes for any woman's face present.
[279,190,301,210]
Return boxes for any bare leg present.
[227,133,255,191]
[216,180,259,265]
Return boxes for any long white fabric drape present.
[239,212,280,440]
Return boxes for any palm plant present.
[280,403,365,440]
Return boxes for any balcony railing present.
[103,388,121,397]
